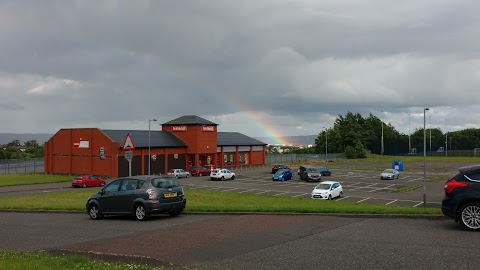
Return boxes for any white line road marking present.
[255,190,271,194]
[292,193,310,197]
[413,202,424,207]
[337,196,349,201]
[239,189,256,193]
[357,197,371,203]
[274,192,289,196]
[386,200,397,205]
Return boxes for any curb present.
[0,209,447,220]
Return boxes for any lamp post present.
[381,111,384,155]
[148,119,157,175]
[323,127,328,165]
[408,113,411,154]
[423,108,429,207]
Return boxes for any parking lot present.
[178,167,445,208]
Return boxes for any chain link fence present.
[0,158,44,175]
[266,153,345,164]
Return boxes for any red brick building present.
[44,115,267,177]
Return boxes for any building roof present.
[101,130,187,148]
[162,115,218,126]
[101,129,266,148]
[217,132,267,146]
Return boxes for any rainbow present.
[166,65,289,145]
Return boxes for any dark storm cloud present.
[1,0,480,137]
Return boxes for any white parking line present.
[221,188,239,192]
[336,196,349,201]
[292,193,310,198]
[239,189,256,193]
[255,190,271,194]
[413,202,424,207]
[357,197,371,203]
[274,192,289,196]
[386,200,397,205]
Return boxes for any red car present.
[189,166,212,176]
[72,175,106,188]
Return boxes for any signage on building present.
[151,154,157,161]
[172,126,187,131]
[99,147,105,159]
[74,140,90,148]
[174,154,179,159]
[201,125,214,132]
[122,133,135,150]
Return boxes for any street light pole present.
[148,119,157,175]
[408,113,411,154]
[324,127,328,165]
[381,114,384,155]
[423,108,429,207]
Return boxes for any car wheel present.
[328,195,332,200]
[82,183,87,188]
[168,208,183,217]
[459,202,480,231]
[231,175,235,180]
[221,176,225,181]
[134,204,149,221]
[339,191,343,198]
[88,204,102,220]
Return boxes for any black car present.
[271,164,289,174]
[298,165,322,182]
[86,175,186,221]
[442,164,480,230]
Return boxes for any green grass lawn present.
[0,174,74,187]
[0,250,162,270]
[0,188,441,215]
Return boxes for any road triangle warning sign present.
[123,133,135,150]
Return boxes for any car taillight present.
[146,188,157,199]
[444,179,467,194]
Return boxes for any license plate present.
[164,192,177,198]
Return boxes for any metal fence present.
[266,153,345,164]
[0,158,44,175]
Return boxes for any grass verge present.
[0,188,441,215]
[0,250,162,270]
[0,174,73,187]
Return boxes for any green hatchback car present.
[86,175,186,221]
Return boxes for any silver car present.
[167,169,190,178]
[380,169,399,180]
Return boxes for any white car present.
[210,168,235,181]
[380,169,399,180]
[311,181,343,200]
[167,169,190,178]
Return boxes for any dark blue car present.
[272,169,293,181]
[318,167,332,176]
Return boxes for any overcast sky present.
[1,0,479,139]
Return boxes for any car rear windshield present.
[212,169,219,173]
[151,178,180,189]
[315,183,332,190]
